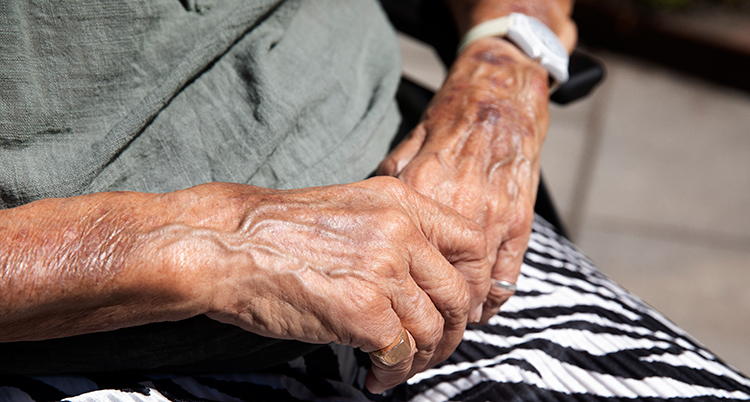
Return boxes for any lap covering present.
[0,0,401,208]
[3,216,748,401]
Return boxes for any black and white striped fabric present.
[2,216,748,401]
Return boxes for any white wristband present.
[457,16,513,55]
[456,13,570,84]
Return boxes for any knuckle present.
[377,208,413,235]
[373,175,407,192]
[352,296,401,350]
[377,255,411,284]
[451,284,472,319]
[421,315,445,353]
[375,157,396,176]
[398,155,440,188]
[434,282,472,328]
[466,222,488,248]
[376,157,398,176]
[453,222,489,264]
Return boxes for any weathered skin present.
[0,178,489,392]
[379,0,576,327]
[0,0,576,395]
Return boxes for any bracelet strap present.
[457,15,513,55]
[456,13,570,85]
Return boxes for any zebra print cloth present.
[2,216,748,401]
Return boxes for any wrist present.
[155,183,285,323]
[451,36,550,103]
[148,184,262,316]
[447,0,577,53]
[424,38,549,161]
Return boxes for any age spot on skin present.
[474,51,514,67]
[475,102,501,126]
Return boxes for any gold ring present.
[370,328,412,367]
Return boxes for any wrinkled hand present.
[378,39,551,322]
[163,178,490,393]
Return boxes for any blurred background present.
[396,0,750,375]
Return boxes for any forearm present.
[0,186,235,342]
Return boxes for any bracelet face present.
[506,14,569,83]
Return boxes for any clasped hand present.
[161,35,550,398]
[379,38,550,323]
[169,178,490,394]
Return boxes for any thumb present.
[377,125,427,176]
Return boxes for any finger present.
[404,236,472,370]
[377,125,427,176]
[354,177,490,355]
[366,329,416,394]
[367,205,477,384]
[479,233,529,323]
[371,327,414,366]
[401,186,491,323]
[354,178,491,316]
[366,273,442,393]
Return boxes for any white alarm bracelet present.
[457,13,569,84]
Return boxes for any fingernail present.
[470,304,483,323]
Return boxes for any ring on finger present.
[493,280,517,293]
[370,328,412,367]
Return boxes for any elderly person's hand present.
[194,178,491,393]
[0,177,489,394]
[378,0,576,323]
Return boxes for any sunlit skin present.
[378,0,576,326]
[0,178,489,392]
[0,0,575,395]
